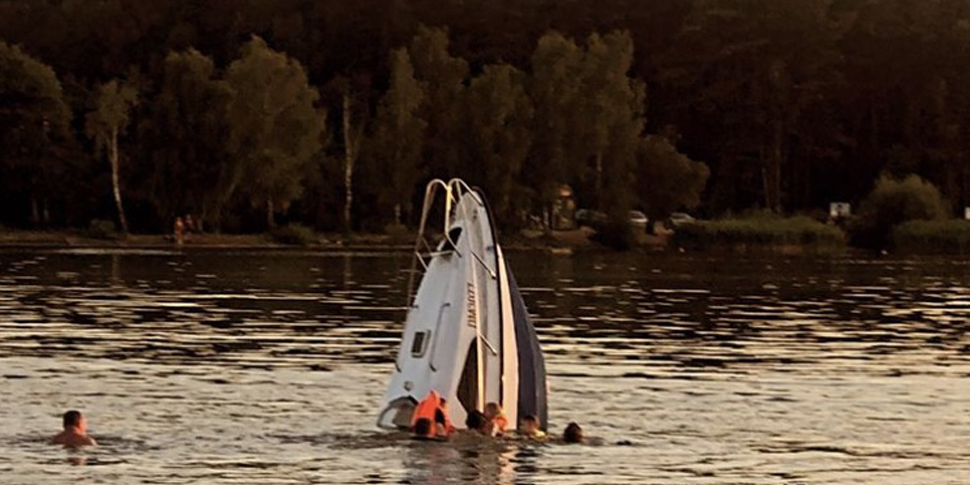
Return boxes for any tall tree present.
[661,0,841,214]
[340,85,366,233]
[526,31,585,227]
[365,48,427,226]
[463,63,534,223]
[225,36,326,229]
[139,48,233,228]
[576,31,645,217]
[85,78,138,234]
[0,40,72,227]
[635,135,710,220]
[408,25,470,178]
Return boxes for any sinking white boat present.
[377,179,548,431]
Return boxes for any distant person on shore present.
[563,422,583,444]
[174,216,185,246]
[50,410,97,448]
[484,402,508,436]
[184,214,195,241]
[518,415,546,440]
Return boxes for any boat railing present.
[406,179,497,307]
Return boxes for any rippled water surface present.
[1,249,968,484]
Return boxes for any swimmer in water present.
[563,422,583,444]
[518,414,546,439]
[412,417,437,440]
[410,391,453,439]
[484,402,508,436]
[51,410,97,448]
[437,398,455,436]
[464,410,490,435]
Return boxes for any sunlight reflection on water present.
[0,250,968,484]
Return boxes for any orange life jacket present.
[411,391,453,437]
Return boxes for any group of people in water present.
[409,391,583,444]
[52,397,583,450]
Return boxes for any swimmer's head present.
[465,410,488,433]
[62,410,84,431]
[413,417,434,438]
[563,422,583,444]
[520,415,540,434]
[484,402,502,419]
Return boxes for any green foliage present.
[462,63,534,223]
[577,31,645,218]
[364,48,427,226]
[894,220,970,255]
[86,219,118,240]
[409,25,469,178]
[225,37,327,229]
[85,79,138,150]
[672,214,844,248]
[591,217,636,251]
[5,0,970,250]
[85,78,138,233]
[525,31,585,216]
[636,135,709,219]
[139,49,233,229]
[383,222,411,243]
[526,31,644,221]
[270,223,316,246]
[660,0,841,213]
[848,175,949,250]
[0,40,73,223]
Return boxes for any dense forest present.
[2,0,970,234]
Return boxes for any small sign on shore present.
[830,202,851,219]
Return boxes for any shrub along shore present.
[4,217,970,256]
[670,215,845,252]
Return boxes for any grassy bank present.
[893,220,970,254]
[671,215,845,251]
[0,227,598,253]
[0,228,416,251]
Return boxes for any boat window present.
[411,331,430,357]
[456,341,478,413]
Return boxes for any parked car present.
[628,210,649,231]
[575,209,607,228]
[576,208,650,232]
[667,212,696,228]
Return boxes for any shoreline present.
[0,229,622,254]
[5,228,963,257]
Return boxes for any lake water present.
[0,249,968,484]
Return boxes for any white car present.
[668,212,695,228]
[628,210,649,230]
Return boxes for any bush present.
[848,174,948,250]
[671,213,844,249]
[894,219,970,254]
[86,219,118,240]
[384,222,411,242]
[270,224,316,246]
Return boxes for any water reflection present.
[0,250,968,484]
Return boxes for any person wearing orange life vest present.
[410,390,454,438]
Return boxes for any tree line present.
[1,0,969,233]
